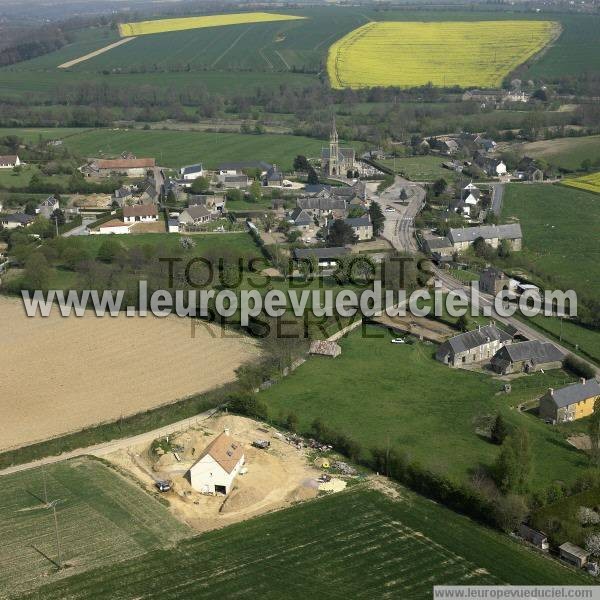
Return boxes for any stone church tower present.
[328,117,339,176]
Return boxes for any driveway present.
[62,217,94,237]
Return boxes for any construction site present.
[105,414,355,532]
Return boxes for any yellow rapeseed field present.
[328,21,558,89]
[563,171,600,194]
[118,12,305,37]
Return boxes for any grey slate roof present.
[425,236,452,250]
[181,163,203,175]
[289,208,313,226]
[494,340,564,364]
[560,543,589,560]
[294,247,349,261]
[449,224,522,244]
[2,212,34,224]
[297,196,347,212]
[182,205,211,220]
[442,325,511,355]
[549,379,600,408]
[345,216,371,228]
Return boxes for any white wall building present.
[187,430,245,495]
[180,164,204,181]
[91,219,134,235]
[123,204,158,223]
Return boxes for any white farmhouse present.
[187,430,245,495]
[0,155,20,169]
[123,204,158,223]
[179,164,204,181]
[496,161,507,176]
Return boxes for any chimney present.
[224,428,230,436]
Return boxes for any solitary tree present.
[369,201,385,236]
[326,219,357,247]
[494,428,531,493]
[490,414,509,445]
[190,176,210,194]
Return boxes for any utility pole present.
[51,501,62,570]
[42,465,48,505]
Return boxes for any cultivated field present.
[118,12,305,37]
[380,155,463,182]
[563,171,600,194]
[261,327,582,488]
[520,135,600,171]
[21,486,587,599]
[328,21,558,89]
[0,296,258,451]
[56,128,332,170]
[0,457,190,599]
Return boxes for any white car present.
[391,338,405,344]
[385,207,395,212]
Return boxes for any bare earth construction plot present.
[0,296,258,451]
[328,21,559,89]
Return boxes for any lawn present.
[20,487,588,599]
[0,457,190,598]
[521,135,600,171]
[328,21,557,89]
[57,128,333,170]
[261,326,582,489]
[381,155,462,182]
[500,183,600,298]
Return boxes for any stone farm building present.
[448,224,522,252]
[559,543,589,568]
[187,430,245,495]
[179,205,211,226]
[435,324,512,367]
[321,118,355,177]
[344,215,373,241]
[83,158,156,178]
[123,204,158,223]
[479,267,510,296]
[491,340,564,375]
[539,378,600,424]
[0,155,20,169]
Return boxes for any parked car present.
[391,338,405,344]
[155,480,171,492]
[385,207,395,212]
[252,440,270,449]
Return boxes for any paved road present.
[0,406,222,478]
[490,183,505,216]
[62,217,94,237]
[375,176,425,253]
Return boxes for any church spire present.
[331,115,338,143]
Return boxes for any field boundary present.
[58,37,136,69]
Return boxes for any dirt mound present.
[220,486,263,514]
[286,486,318,503]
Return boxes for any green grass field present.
[381,155,462,182]
[501,183,600,297]
[0,457,190,598]
[53,128,332,169]
[261,326,583,488]
[20,487,588,599]
[1,8,598,99]
[521,135,600,171]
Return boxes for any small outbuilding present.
[559,542,589,568]
[519,523,549,550]
[309,340,342,358]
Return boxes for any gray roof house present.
[436,324,512,367]
[343,215,373,241]
[491,340,564,375]
[297,195,347,214]
[263,164,283,186]
[1,212,35,229]
[539,378,600,424]
[37,196,60,219]
[289,208,313,229]
[179,205,211,226]
[449,224,522,251]
[559,543,589,568]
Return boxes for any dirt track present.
[0,296,258,451]
[58,37,136,69]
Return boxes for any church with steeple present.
[321,117,356,177]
